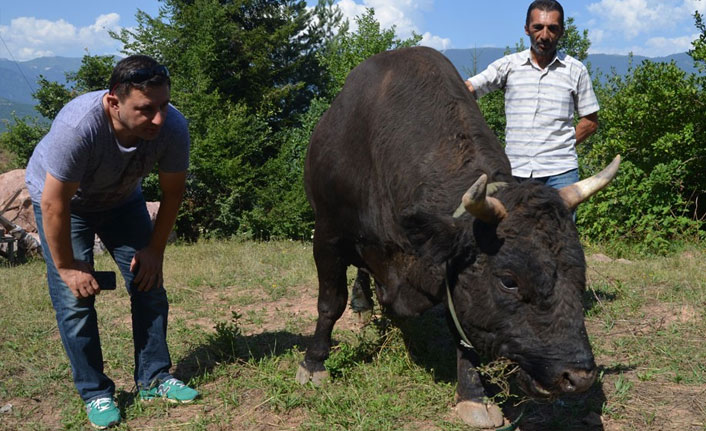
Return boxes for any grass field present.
[0,240,704,430]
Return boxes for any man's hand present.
[130,247,164,292]
[58,260,100,298]
[465,79,476,96]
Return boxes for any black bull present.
[297,46,619,428]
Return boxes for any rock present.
[0,170,175,256]
[615,258,633,265]
[588,253,613,263]
[0,403,12,414]
[0,169,36,233]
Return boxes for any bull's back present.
[305,46,508,239]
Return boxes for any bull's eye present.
[499,276,518,291]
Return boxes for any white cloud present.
[645,33,700,56]
[587,0,677,39]
[684,0,706,14]
[335,0,447,45]
[420,32,451,50]
[585,0,704,55]
[0,14,123,61]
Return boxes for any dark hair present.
[108,55,171,99]
[526,0,564,30]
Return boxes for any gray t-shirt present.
[26,90,190,211]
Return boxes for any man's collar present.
[521,49,567,68]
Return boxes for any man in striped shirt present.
[466,0,599,189]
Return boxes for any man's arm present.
[575,112,599,146]
[130,170,186,291]
[41,173,100,298]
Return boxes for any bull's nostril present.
[561,367,597,393]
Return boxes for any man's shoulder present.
[493,50,530,66]
[164,104,189,135]
[54,91,107,131]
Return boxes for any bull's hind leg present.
[296,232,348,386]
[350,269,374,322]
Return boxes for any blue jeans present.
[514,168,579,220]
[513,168,579,189]
[33,196,172,403]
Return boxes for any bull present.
[296,46,619,428]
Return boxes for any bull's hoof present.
[455,400,505,429]
[295,361,329,386]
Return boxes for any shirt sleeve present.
[42,119,91,183]
[575,64,599,117]
[158,105,190,173]
[468,57,510,98]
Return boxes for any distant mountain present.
[441,48,700,80]
[0,57,82,105]
[0,51,701,132]
[0,57,82,132]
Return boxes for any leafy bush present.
[0,115,49,169]
[578,59,706,252]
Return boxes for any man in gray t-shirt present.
[26,54,196,429]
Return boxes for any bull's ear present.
[400,209,474,265]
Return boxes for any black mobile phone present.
[93,271,117,290]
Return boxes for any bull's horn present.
[559,155,621,210]
[463,174,508,224]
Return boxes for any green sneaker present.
[85,397,120,429]
[139,377,199,403]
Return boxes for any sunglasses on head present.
[123,65,170,83]
[110,65,170,94]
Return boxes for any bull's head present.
[451,156,620,398]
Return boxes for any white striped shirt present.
[468,50,599,178]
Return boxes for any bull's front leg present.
[296,233,348,386]
[455,346,505,428]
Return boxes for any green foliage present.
[114,0,340,131]
[689,11,706,72]
[112,0,344,239]
[32,77,74,120]
[66,54,116,93]
[238,9,421,239]
[32,54,115,121]
[579,60,706,252]
[318,8,422,94]
[0,114,49,168]
[559,17,591,61]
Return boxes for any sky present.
[1,0,705,61]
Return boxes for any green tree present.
[112,0,343,238]
[67,54,116,93]
[32,78,73,120]
[689,11,706,71]
[559,17,590,61]
[0,114,48,168]
[579,60,706,252]
[113,0,341,131]
[318,8,421,94]
[32,54,115,121]
[240,8,422,239]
